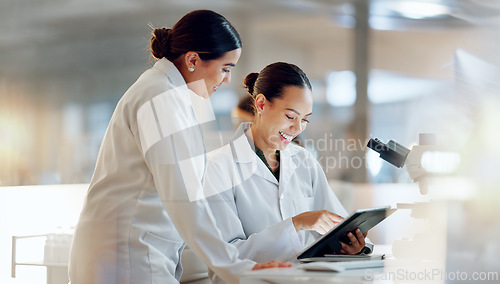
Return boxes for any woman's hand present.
[339,228,368,255]
[292,210,343,234]
[252,261,292,270]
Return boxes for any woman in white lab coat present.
[204,62,373,283]
[69,10,290,284]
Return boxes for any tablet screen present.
[297,206,396,259]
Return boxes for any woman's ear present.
[255,94,266,114]
[184,52,200,72]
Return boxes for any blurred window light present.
[456,48,500,88]
[367,149,383,177]
[326,70,447,106]
[87,102,113,135]
[368,70,445,104]
[341,2,355,14]
[390,1,451,19]
[282,0,320,12]
[369,15,399,31]
[331,3,356,28]
[326,70,356,107]
[63,103,83,138]
[309,79,327,104]
[421,151,461,174]
[372,1,451,20]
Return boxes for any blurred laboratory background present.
[1,0,500,283]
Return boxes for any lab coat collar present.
[230,122,300,187]
[229,122,255,164]
[153,58,207,110]
[153,58,188,91]
[229,122,277,185]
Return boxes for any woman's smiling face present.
[200,48,241,96]
[254,85,313,151]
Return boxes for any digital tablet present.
[298,253,385,263]
[297,206,396,260]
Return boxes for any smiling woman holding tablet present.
[203,62,375,283]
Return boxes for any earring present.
[188,67,195,72]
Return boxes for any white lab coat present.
[69,58,255,284]
[204,122,373,283]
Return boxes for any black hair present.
[244,62,312,111]
[237,95,255,115]
[150,10,242,61]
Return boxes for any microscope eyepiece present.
[367,138,410,168]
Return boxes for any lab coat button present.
[280,193,284,199]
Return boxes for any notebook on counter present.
[298,259,386,272]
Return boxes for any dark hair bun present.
[244,73,259,96]
[149,10,241,61]
[150,28,172,59]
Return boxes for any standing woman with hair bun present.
[69,10,289,284]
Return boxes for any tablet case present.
[297,206,396,260]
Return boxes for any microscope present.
[367,133,446,195]
[367,134,453,265]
